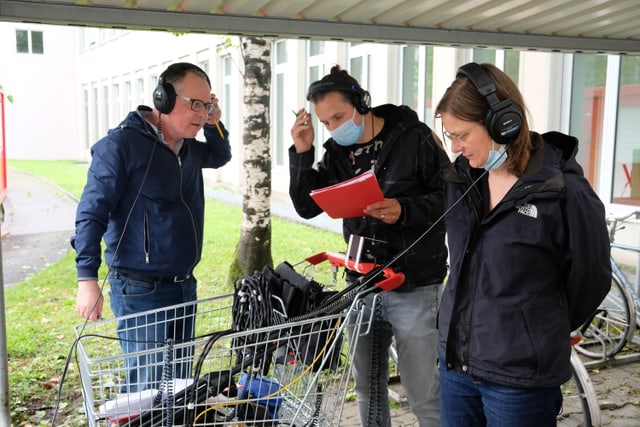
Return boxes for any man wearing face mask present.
[289,65,450,427]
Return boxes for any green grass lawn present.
[5,160,344,426]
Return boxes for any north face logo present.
[516,203,538,218]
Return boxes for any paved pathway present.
[1,169,77,287]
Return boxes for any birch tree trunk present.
[229,36,273,279]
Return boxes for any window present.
[402,46,419,111]
[309,40,325,56]
[150,75,158,92]
[83,88,90,148]
[275,41,288,65]
[504,50,520,84]
[349,55,369,90]
[16,30,28,53]
[137,77,145,105]
[472,48,496,66]
[307,41,329,164]
[401,45,434,123]
[31,31,44,54]
[470,49,520,84]
[103,85,110,134]
[197,48,210,77]
[612,56,640,205]
[148,65,158,99]
[222,55,232,127]
[125,80,133,111]
[199,60,210,76]
[92,86,99,143]
[569,54,608,187]
[273,40,289,166]
[113,83,121,121]
[15,29,44,54]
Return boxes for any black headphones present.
[153,62,211,115]
[457,62,523,145]
[307,77,371,114]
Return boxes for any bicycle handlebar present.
[304,251,405,291]
[607,210,640,242]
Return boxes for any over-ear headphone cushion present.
[485,100,523,145]
[353,90,371,115]
[153,77,176,115]
[457,62,523,144]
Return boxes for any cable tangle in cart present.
[73,251,404,427]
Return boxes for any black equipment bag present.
[264,261,344,371]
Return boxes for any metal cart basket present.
[75,292,370,427]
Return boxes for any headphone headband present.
[307,73,371,114]
[456,62,523,145]
[307,80,358,97]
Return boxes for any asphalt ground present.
[1,168,77,287]
[2,167,640,426]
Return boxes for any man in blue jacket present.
[72,62,231,391]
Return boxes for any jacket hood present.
[372,103,421,129]
[540,131,584,176]
[109,106,159,140]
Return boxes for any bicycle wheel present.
[575,273,636,359]
[558,348,601,426]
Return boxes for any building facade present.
[1,23,639,215]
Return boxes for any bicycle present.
[559,334,602,426]
[576,210,640,359]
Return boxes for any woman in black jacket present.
[435,62,611,426]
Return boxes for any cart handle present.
[304,251,405,291]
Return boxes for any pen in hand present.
[293,109,308,126]
[214,121,224,138]
[209,103,224,138]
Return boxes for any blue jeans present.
[108,273,198,392]
[439,362,562,427]
[347,285,441,427]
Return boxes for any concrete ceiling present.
[0,0,639,54]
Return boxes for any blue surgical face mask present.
[481,143,508,170]
[330,108,365,147]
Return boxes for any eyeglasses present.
[176,94,216,114]
[442,123,478,145]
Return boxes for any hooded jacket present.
[439,131,611,387]
[73,106,232,280]
[289,104,450,287]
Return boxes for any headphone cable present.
[358,162,491,288]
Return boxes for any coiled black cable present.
[232,271,274,332]
[366,298,385,426]
[160,339,175,427]
[304,383,324,427]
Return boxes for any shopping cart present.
[75,252,404,426]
